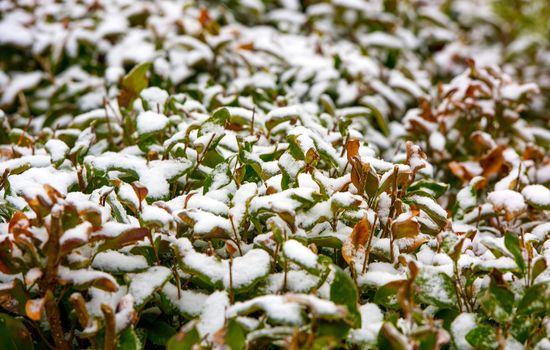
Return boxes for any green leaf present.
[118,62,152,108]
[205,107,230,127]
[147,320,176,347]
[377,323,409,350]
[330,266,361,328]
[465,325,497,350]
[117,327,141,350]
[404,194,448,229]
[415,269,457,308]
[478,281,514,324]
[0,313,34,350]
[504,232,526,275]
[374,280,405,309]
[166,325,200,350]
[517,283,548,317]
[225,319,245,350]
[407,179,449,199]
[531,257,547,284]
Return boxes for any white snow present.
[283,240,318,270]
[136,111,169,135]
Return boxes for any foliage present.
[0,0,548,349]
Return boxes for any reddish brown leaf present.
[480,145,505,177]
[95,227,149,252]
[345,139,360,163]
[25,298,44,321]
[350,217,370,247]
[391,213,420,239]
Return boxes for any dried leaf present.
[25,298,44,321]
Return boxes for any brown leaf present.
[345,139,360,163]
[350,217,370,247]
[398,236,429,253]
[391,213,420,239]
[25,298,44,321]
[448,161,473,182]
[342,217,370,265]
[43,184,62,203]
[132,181,148,203]
[95,227,150,252]
[8,211,31,238]
[480,146,505,177]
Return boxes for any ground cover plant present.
[0,0,549,349]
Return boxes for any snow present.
[1,72,42,105]
[227,295,303,325]
[128,266,172,306]
[136,111,169,135]
[283,240,318,270]
[0,1,548,347]
[171,237,270,290]
[141,205,173,226]
[162,283,208,317]
[92,251,148,273]
[451,313,476,350]
[140,87,169,113]
[45,139,69,164]
[57,266,118,290]
[521,185,550,208]
[348,303,384,345]
[197,291,229,341]
[487,190,527,218]
[60,222,92,247]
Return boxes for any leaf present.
[391,212,420,239]
[480,146,505,177]
[517,283,548,317]
[167,324,201,350]
[118,62,152,109]
[374,280,407,309]
[8,211,30,236]
[330,266,361,328]
[0,238,20,274]
[407,179,449,199]
[342,217,370,265]
[350,217,369,247]
[147,320,176,347]
[504,232,525,275]
[478,281,515,323]
[415,269,457,308]
[405,194,448,229]
[131,182,148,205]
[25,298,44,321]
[345,139,360,163]
[0,313,34,350]
[378,323,409,350]
[531,257,547,284]
[96,227,149,253]
[117,327,141,350]
[465,325,497,350]
[224,319,246,350]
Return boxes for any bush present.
[0,0,548,349]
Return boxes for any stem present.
[41,211,69,350]
[101,304,117,350]
[229,256,234,303]
[362,215,378,274]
